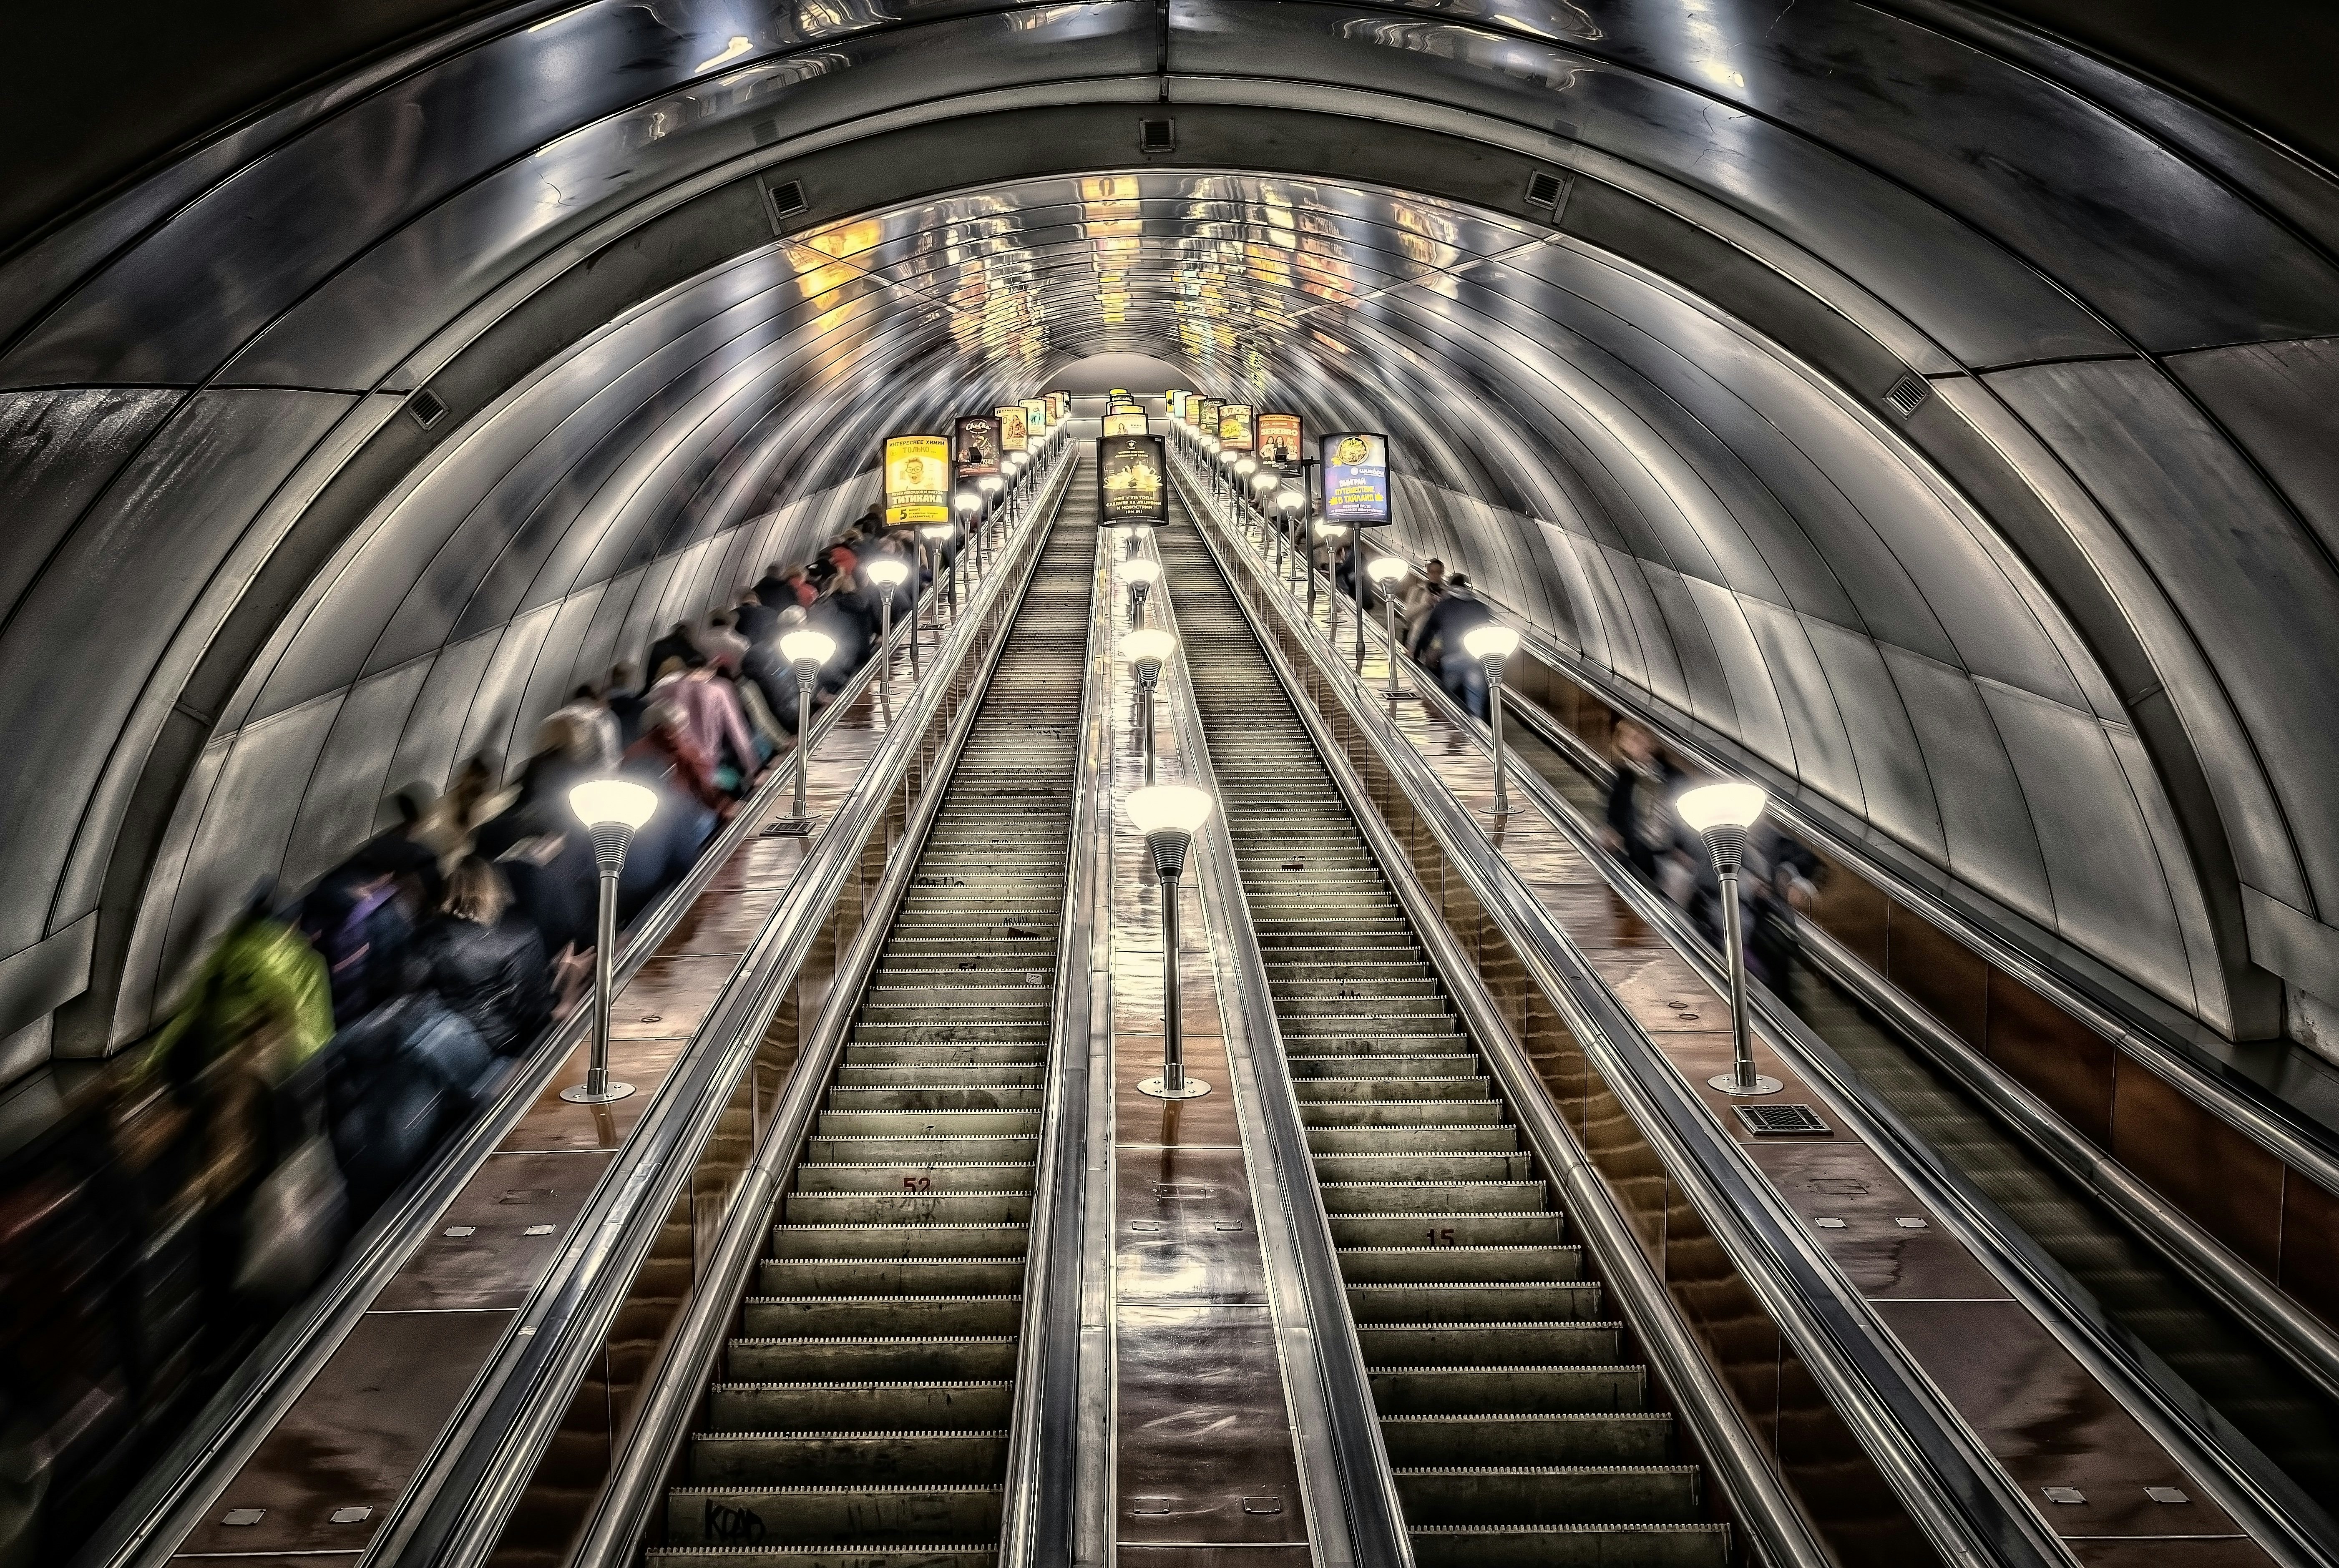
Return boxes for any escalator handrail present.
[1360,565,2339,1568]
[1179,460,2065,1568]
[560,450,1088,1568]
[75,467,994,1568]
[374,447,1081,1568]
[1141,494,1415,1568]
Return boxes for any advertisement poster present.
[1256,413,1301,467]
[1320,431,1391,526]
[1103,407,1148,437]
[1218,403,1253,450]
[1021,396,1047,437]
[1097,434,1167,525]
[1198,399,1221,442]
[1049,392,1069,425]
[885,435,951,525]
[997,404,1027,451]
[953,416,1001,480]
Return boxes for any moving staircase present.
[650,470,1094,1568]
[1157,503,1730,1568]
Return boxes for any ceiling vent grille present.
[764,178,809,231]
[1140,118,1176,154]
[405,388,448,430]
[1525,170,1565,209]
[1734,1103,1832,1136]
[1884,372,1931,419]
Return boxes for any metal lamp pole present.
[1313,523,1350,640]
[1122,558,1160,629]
[864,556,910,716]
[780,627,836,820]
[1461,623,1521,816]
[561,779,660,1104]
[1130,784,1215,1100]
[1123,628,1175,787]
[956,492,982,582]
[1366,555,1411,699]
[1677,782,1784,1096]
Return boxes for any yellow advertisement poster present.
[885,435,950,525]
[1103,407,1147,436]
[1257,413,1301,466]
[1218,403,1254,450]
[997,405,1028,451]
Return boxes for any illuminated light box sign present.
[954,416,1001,480]
[997,404,1028,451]
[1198,399,1221,441]
[1022,396,1047,437]
[1256,413,1301,467]
[1218,403,1254,450]
[1103,407,1148,436]
[1320,431,1391,526]
[1097,434,1167,525]
[885,435,951,525]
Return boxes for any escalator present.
[1492,696,2339,1500]
[1156,503,1731,1568]
[647,480,1092,1568]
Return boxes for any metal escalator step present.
[1368,1365,1650,1415]
[824,1087,1045,1112]
[1408,1522,1730,1568]
[1394,1464,1702,1523]
[727,1336,1018,1381]
[1313,1151,1536,1182]
[1301,1101,1506,1127]
[1291,1054,1478,1078]
[1307,1126,1526,1154]
[1329,1213,1562,1248]
[1339,1248,1589,1288]
[802,1134,1037,1163]
[814,1110,1041,1136]
[1380,1412,1675,1467]
[782,1192,1034,1225]
[646,1546,997,1568]
[756,1259,1027,1296]
[666,1483,1003,1545]
[1295,1076,1489,1101]
[689,1428,1009,1486]
[704,1377,1014,1432]
[1319,1181,1550,1215]
[767,1224,1030,1259]
[740,1296,1022,1337]
[793,1163,1036,1193]
[1356,1322,1625,1365]
[843,1043,1046,1065]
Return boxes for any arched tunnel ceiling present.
[2,0,2338,1068]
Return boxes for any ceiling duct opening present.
[1140,118,1175,154]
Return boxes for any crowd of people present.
[0,504,945,1560]
[1378,552,1821,991]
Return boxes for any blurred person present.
[1408,572,1495,718]
[604,662,646,745]
[552,685,621,771]
[676,665,762,787]
[1602,721,1681,881]
[696,610,749,672]
[753,560,791,608]
[645,620,705,678]
[417,752,513,873]
[1398,557,1445,636]
[324,988,496,1224]
[625,700,729,825]
[407,857,551,1058]
[734,589,777,645]
[805,580,867,694]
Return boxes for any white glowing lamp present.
[1675,781,1770,835]
[920,522,956,543]
[1313,520,1352,543]
[977,473,1005,494]
[1120,558,1162,588]
[779,628,837,669]
[1121,627,1176,675]
[568,778,659,832]
[1250,469,1278,492]
[954,491,980,516]
[1217,448,1239,469]
[1234,455,1258,477]
[1277,490,1305,515]
[1365,555,1411,586]
[864,556,910,588]
[1461,623,1521,665]
[1127,782,1215,843]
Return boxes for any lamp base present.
[760,817,818,837]
[560,1081,636,1104]
[1707,1073,1784,1097]
[1137,1075,1212,1100]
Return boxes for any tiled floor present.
[1198,494,2265,1568]
[169,595,967,1561]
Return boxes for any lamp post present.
[1234,455,1258,525]
[1216,446,1238,507]
[1129,783,1215,1100]
[561,779,660,1104]
[1366,555,1411,699]
[780,627,836,821]
[1676,782,1784,1097]
[920,522,956,632]
[1248,468,1278,541]
[1461,623,1521,816]
[863,555,910,714]
[1311,521,1350,637]
[1122,557,1161,628]
[1124,522,1153,562]
[1006,449,1030,522]
[977,472,1005,547]
[1122,628,1175,785]
[1278,493,1304,585]
[955,490,982,579]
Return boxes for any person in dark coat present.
[1602,721,1680,881]
[604,663,646,746]
[644,621,706,679]
[324,993,496,1221]
[407,858,551,1057]
[1407,574,1496,718]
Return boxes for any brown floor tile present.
[1115,1302,1307,1545]
[1544,884,1668,947]
[610,954,739,1038]
[1116,1038,1242,1148]
[176,1309,514,1554]
[1117,1549,1314,1567]
[1117,1143,1267,1305]
[660,882,785,955]
[2065,1539,2266,1568]
[1745,1143,2009,1300]
[499,1035,687,1151]
[1876,1300,2238,1537]
[374,1149,615,1311]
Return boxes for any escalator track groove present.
[647,473,1096,1568]
[1156,504,1730,1568]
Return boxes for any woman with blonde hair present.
[406,857,551,1058]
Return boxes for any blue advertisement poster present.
[1320,431,1391,526]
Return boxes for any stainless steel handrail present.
[372,446,1081,1568]
[1140,501,1413,1568]
[76,468,989,1568]
[1177,459,2064,1568]
[563,452,1087,1568]
[1166,467,1831,1568]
